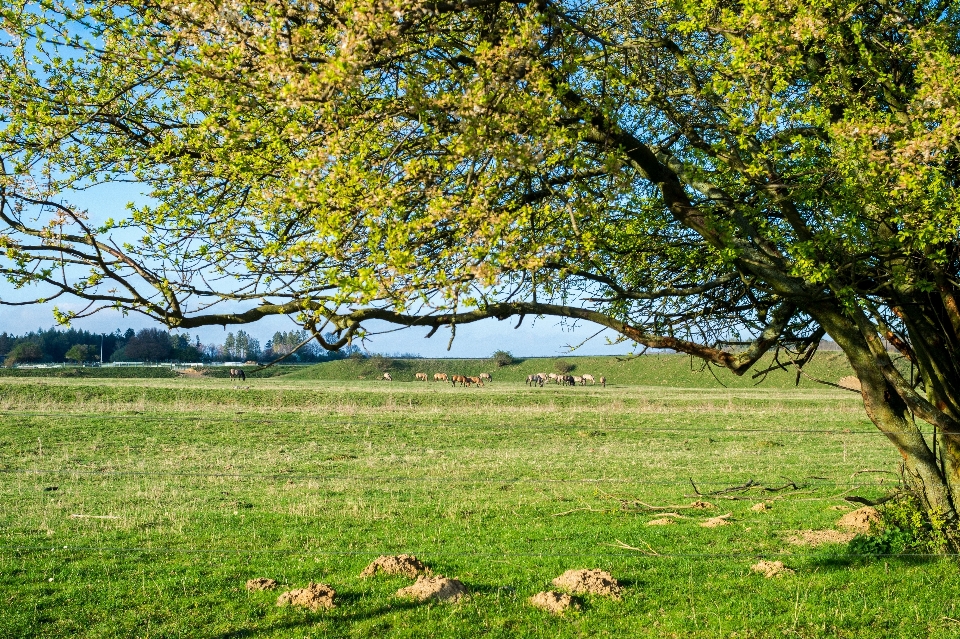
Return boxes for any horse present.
[415,372,428,382]
[600,376,606,387]
[467,376,484,387]
[382,372,393,381]
[581,374,595,385]
[434,373,448,382]
[230,368,246,381]
[479,372,492,382]
[451,374,467,387]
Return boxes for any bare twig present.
[604,538,660,555]
[552,506,607,517]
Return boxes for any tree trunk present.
[810,303,960,534]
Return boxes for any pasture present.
[2,363,959,637]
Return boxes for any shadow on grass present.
[214,596,425,639]
[805,546,945,570]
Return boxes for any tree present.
[554,361,575,375]
[64,344,95,363]
[223,334,237,360]
[491,351,516,368]
[3,342,43,367]
[3,1,960,531]
[123,329,173,362]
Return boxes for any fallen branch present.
[552,506,607,517]
[620,500,715,512]
[843,491,908,507]
[763,476,800,492]
[793,486,864,501]
[603,538,660,555]
[851,469,899,478]
[690,478,759,495]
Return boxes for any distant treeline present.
[0,327,361,367]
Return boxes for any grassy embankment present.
[284,351,857,389]
[2,356,956,638]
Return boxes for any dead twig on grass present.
[690,477,804,497]
[619,500,714,512]
[552,506,607,517]
[851,469,899,478]
[690,478,758,495]
[603,538,660,555]
[793,486,864,501]
[843,491,909,507]
[763,476,800,492]
[69,514,120,519]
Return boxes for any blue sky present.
[0,182,635,357]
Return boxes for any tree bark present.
[811,302,960,533]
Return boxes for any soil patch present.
[529,591,579,615]
[751,560,794,578]
[552,569,623,599]
[701,513,732,527]
[646,517,676,526]
[276,582,336,610]
[395,576,466,603]
[751,502,770,512]
[837,506,880,533]
[689,500,714,509]
[246,578,277,591]
[786,530,856,546]
[838,376,862,391]
[360,554,429,578]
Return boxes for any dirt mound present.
[751,560,794,578]
[529,591,579,615]
[837,506,880,533]
[646,517,675,526]
[552,569,623,599]
[395,575,466,603]
[701,513,732,527]
[751,502,770,512]
[838,376,862,391]
[360,555,429,578]
[786,530,856,546]
[246,577,277,591]
[276,582,336,610]
[689,500,714,509]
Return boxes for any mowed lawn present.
[1,375,958,638]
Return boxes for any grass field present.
[2,359,958,638]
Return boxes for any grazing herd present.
[525,372,605,387]
[229,366,605,387]
[372,370,607,387]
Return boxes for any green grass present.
[1,374,956,638]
